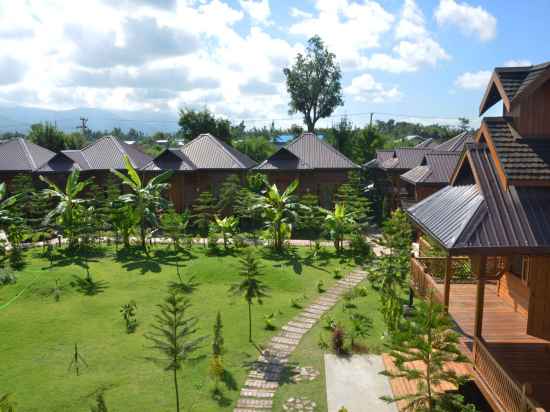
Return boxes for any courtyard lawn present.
[272,281,386,411]
[0,244,352,412]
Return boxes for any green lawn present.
[0,244,353,412]
[272,281,387,411]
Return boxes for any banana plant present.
[0,182,22,228]
[253,180,305,251]
[214,215,239,250]
[111,155,172,251]
[40,170,89,249]
[325,203,355,254]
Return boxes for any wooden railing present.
[473,338,544,412]
[410,256,444,302]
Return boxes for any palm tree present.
[229,248,269,342]
[145,291,206,412]
[214,215,238,250]
[40,170,89,249]
[254,180,303,251]
[111,156,172,251]
[325,203,355,254]
[0,182,22,228]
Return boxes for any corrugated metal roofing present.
[414,138,435,148]
[143,133,256,171]
[390,148,433,170]
[37,152,81,172]
[407,143,550,253]
[434,131,474,152]
[256,132,358,170]
[78,136,152,170]
[484,117,550,181]
[0,138,55,171]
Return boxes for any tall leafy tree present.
[254,180,303,251]
[111,156,172,251]
[40,170,89,249]
[160,209,189,250]
[178,108,232,143]
[229,248,269,342]
[145,291,206,412]
[381,297,474,412]
[233,136,276,162]
[0,182,23,262]
[28,122,67,152]
[284,36,343,132]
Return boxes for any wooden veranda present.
[410,256,549,412]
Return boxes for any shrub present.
[317,280,325,293]
[318,334,329,350]
[207,230,220,255]
[331,325,346,355]
[333,267,342,279]
[290,295,305,309]
[264,313,276,330]
[0,268,16,286]
[322,314,336,330]
[350,232,371,262]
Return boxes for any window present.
[510,255,530,284]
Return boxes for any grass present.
[0,244,353,411]
[272,281,387,411]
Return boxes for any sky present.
[0,0,548,130]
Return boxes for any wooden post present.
[443,255,452,312]
[473,254,487,339]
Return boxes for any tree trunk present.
[173,368,180,412]
[248,302,252,342]
[140,219,146,251]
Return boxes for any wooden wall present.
[527,256,550,339]
[497,272,529,316]
[510,78,550,138]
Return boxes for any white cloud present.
[364,0,449,73]
[435,0,497,42]
[345,73,401,103]
[239,0,271,25]
[504,59,532,67]
[289,7,312,19]
[289,0,395,69]
[454,70,492,90]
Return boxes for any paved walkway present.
[325,354,397,412]
[234,269,367,412]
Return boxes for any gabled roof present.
[407,143,550,254]
[434,131,474,152]
[479,62,550,115]
[480,117,550,184]
[401,152,461,186]
[379,148,434,171]
[364,150,394,169]
[79,136,152,170]
[414,138,435,148]
[0,138,55,172]
[143,133,256,171]
[256,132,358,171]
[37,152,82,173]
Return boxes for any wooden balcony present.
[411,256,550,412]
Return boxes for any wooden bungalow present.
[0,138,55,190]
[255,132,359,208]
[142,133,256,211]
[367,132,473,213]
[35,136,152,189]
[405,61,550,412]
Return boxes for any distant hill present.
[0,105,180,134]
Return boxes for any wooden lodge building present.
[406,61,550,412]
[142,133,257,210]
[0,132,358,211]
[255,132,360,208]
[366,131,473,212]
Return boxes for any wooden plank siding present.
[527,256,550,340]
[511,79,550,138]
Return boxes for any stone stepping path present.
[234,269,367,412]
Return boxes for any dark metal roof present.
[143,133,256,171]
[414,138,435,148]
[37,152,81,173]
[484,117,550,182]
[407,143,550,254]
[434,131,474,152]
[480,62,550,115]
[256,133,359,171]
[0,138,55,172]
[387,148,433,170]
[74,136,152,170]
[401,152,461,185]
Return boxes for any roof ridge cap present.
[18,138,36,170]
